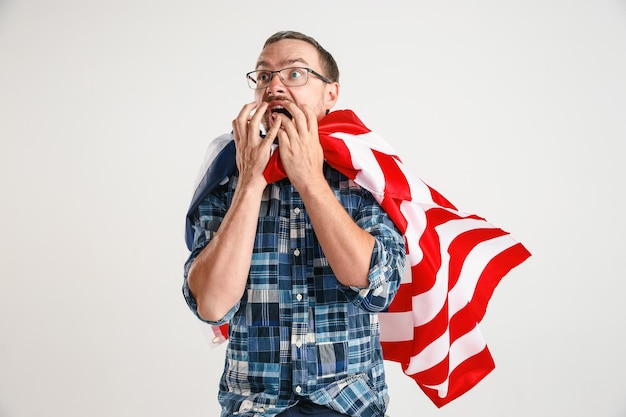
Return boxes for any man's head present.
[262,31,340,83]
[249,31,340,130]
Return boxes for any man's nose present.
[266,72,286,95]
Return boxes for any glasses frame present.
[246,66,331,90]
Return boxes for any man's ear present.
[325,82,340,110]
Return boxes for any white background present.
[1,1,625,416]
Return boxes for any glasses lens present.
[247,68,310,89]
[247,71,265,89]
[280,68,307,86]
[247,74,256,89]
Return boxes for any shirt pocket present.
[316,341,349,381]
[310,373,385,416]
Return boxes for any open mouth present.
[270,105,292,120]
[266,96,293,124]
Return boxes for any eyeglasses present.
[246,66,331,89]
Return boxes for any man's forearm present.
[299,180,375,288]
[187,184,264,322]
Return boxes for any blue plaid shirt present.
[183,164,405,417]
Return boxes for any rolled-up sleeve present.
[339,192,406,312]
[182,183,239,325]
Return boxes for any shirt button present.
[258,408,265,413]
[296,293,302,301]
[294,207,301,214]
[295,385,302,394]
[293,248,300,256]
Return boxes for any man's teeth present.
[270,106,292,119]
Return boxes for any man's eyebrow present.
[255,58,310,69]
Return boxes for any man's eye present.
[258,72,271,82]
[289,70,303,79]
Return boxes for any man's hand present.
[188,102,283,322]
[232,101,281,190]
[273,101,326,193]
[273,101,375,288]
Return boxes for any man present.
[183,31,406,416]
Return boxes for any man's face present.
[253,39,339,130]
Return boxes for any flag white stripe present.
[399,161,437,203]
[379,311,414,342]
[421,325,488,398]
[399,200,427,265]
[399,256,413,285]
[405,328,451,374]
[411,268,448,327]
[411,218,505,326]
[449,234,518,315]
[341,138,387,197]
[331,131,397,155]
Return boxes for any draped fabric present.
[185,109,531,407]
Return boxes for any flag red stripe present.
[380,339,413,365]
[469,243,531,319]
[426,184,457,210]
[380,196,408,234]
[410,300,451,355]
[448,227,511,289]
[372,150,412,201]
[416,346,495,408]
[319,134,360,180]
[384,282,413,312]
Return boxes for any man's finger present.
[248,102,268,139]
[264,114,281,142]
[302,104,318,134]
[283,101,308,135]
[234,102,259,144]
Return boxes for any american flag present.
[185,109,531,408]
